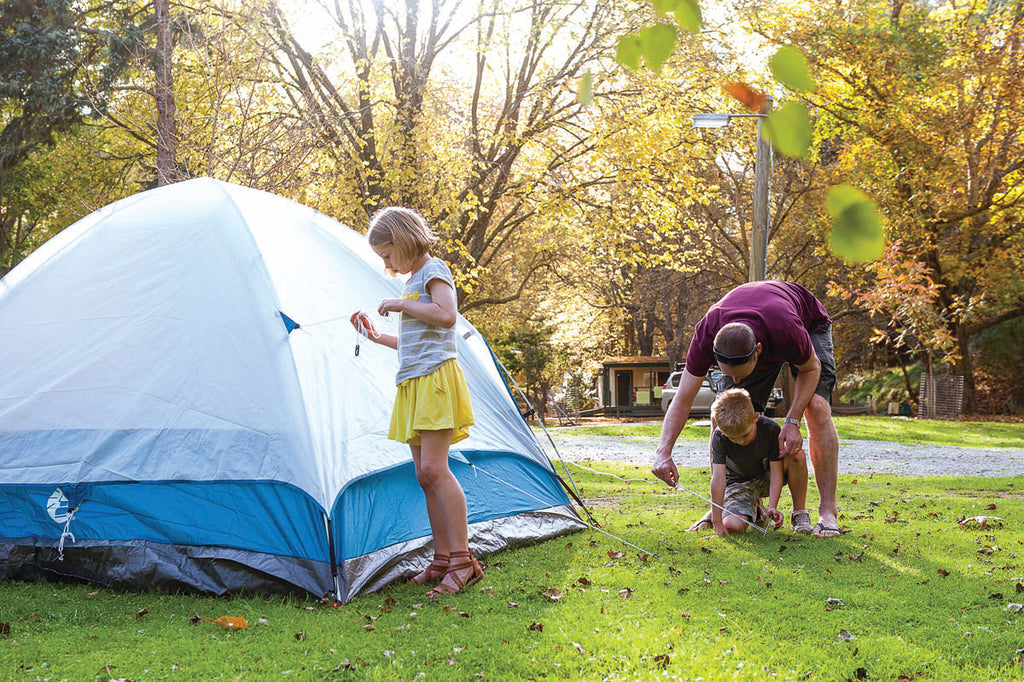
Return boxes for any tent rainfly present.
[0,178,585,601]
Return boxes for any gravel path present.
[541,430,1024,478]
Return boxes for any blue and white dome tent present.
[0,178,585,601]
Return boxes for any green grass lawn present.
[549,415,1024,449]
[3,463,1023,680]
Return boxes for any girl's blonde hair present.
[366,207,437,273]
[711,388,756,441]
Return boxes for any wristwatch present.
[784,417,800,427]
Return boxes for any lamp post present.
[692,95,774,282]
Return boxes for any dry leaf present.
[958,515,1004,529]
[654,653,671,669]
[294,631,307,640]
[135,608,148,618]
[937,568,950,577]
[188,613,202,626]
[571,642,585,655]
[542,588,563,601]
[527,621,543,631]
[0,623,10,636]
[723,82,767,114]
[202,615,249,629]
[607,550,627,560]
[332,659,355,672]
[618,588,634,600]
[363,624,375,632]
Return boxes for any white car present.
[660,371,716,416]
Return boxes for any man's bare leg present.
[805,394,840,537]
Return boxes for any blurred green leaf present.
[577,71,594,105]
[669,0,702,34]
[763,101,812,158]
[770,46,816,93]
[616,35,642,71]
[637,24,678,73]
[827,185,885,262]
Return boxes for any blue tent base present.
[0,538,334,598]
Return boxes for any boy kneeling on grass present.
[710,388,811,537]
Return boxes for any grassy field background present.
[2,418,1023,680]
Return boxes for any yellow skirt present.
[389,358,475,446]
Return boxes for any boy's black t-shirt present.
[711,414,782,484]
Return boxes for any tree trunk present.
[154,0,177,186]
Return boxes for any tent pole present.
[324,515,341,602]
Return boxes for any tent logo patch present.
[47,488,71,524]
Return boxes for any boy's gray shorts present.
[723,472,771,521]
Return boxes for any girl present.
[351,207,481,597]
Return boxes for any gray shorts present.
[723,472,771,522]
[714,325,837,413]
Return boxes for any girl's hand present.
[349,311,378,338]
[767,507,784,530]
[377,298,406,317]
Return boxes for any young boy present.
[709,388,811,537]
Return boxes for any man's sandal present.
[410,553,449,585]
[426,550,483,598]
[791,510,813,534]
[812,522,843,539]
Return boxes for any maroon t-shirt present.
[685,281,831,377]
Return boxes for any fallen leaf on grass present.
[618,588,634,600]
[202,616,248,629]
[958,515,1004,529]
[571,642,585,655]
[937,568,950,577]
[985,503,997,510]
[188,613,202,626]
[98,665,117,674]
[295,632,307,640]
[607,550,626,561]
[1007,603,1023,613]
[527,621,543,632]
[507,601,519,608]
[654,653,671,669]
[541,588,563,601]
[576,576,592,586]
[0,623,10,636]
[135,608,148,618]
[825,597,844,608]
[838,629,856,641]
[363,625,375,632]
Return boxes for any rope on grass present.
[559,459,769,537]
[467,462,659,557]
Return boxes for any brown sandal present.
[410,553,449,585]
[426,550,483,597]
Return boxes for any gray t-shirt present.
[710,415,781,484]
[395,257,458,385]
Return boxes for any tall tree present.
[747,0,1024,409]
[262,0,623,310]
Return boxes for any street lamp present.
[692,96,774,282]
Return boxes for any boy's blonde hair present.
[366,207,438,273]
[711,388,756,440]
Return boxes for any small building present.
[594,356,672,417]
